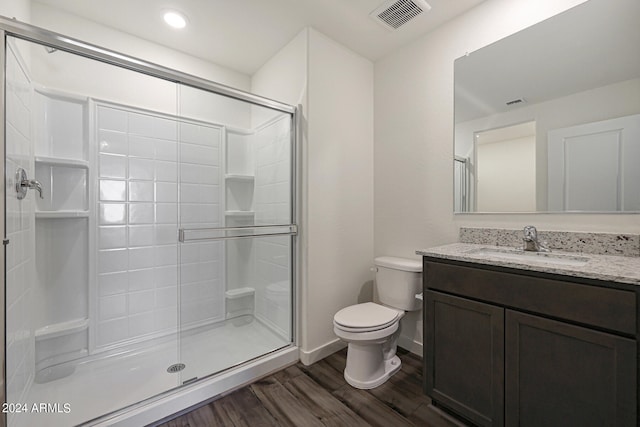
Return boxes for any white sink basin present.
[469,247,589,267]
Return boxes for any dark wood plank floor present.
[154,349,465,427]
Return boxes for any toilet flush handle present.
[370,267,378,273]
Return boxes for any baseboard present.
[398,334,423,357]
[299,338,346,366]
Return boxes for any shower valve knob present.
[15,168,44,199]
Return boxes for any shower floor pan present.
[15,315,290,427]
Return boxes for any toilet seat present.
[334,302,402,332]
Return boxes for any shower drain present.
[167,363,186,373]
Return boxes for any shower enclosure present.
[2,18,298,427]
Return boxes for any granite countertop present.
[417,243,640,286]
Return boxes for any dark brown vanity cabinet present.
[423,258,638,427]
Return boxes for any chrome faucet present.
[522,225,549,252]
[15,168,44,200]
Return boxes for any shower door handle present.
[179,225,298,242]
[16,167,44,199]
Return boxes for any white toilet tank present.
[374,256,422,311]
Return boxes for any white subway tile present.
[98,106,127,132]
[155,160,177,182]
[98,318,128,346]
[129,312,155,336]
[99,154,127,179]
[128,135,155,159]
[128,268,155,291]
[155,244,177,266]
[155,287,176,308]
[180,263,199,284]
[180,243,200,263]
[129,113,177,140]
[99,272,128,296]
[99,130,128,155]
[156,182,177,203]
[129,181,154,202]
[100,180,127,201]
[129,158,155,180]
[155,225,177,246]
[156,203,177,224]
[155,307,177,331]
[99,226,127,249]
[129,203,155,224]
[155,140,177,161]
[155,265,177,287]
[100,203,126,225]
[99,294,127,320]
[128,290,155,314]
[128,225,155,247]
[129,246,155,270]
[180,183,200,203]
[99,249,128,273]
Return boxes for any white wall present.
[30,3,249,91]
[372,0,640,355]
[252,28,374,364]
[305,29,374,363]
[0,0,30,22]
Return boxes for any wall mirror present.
[453,0,640,213]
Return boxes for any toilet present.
[333,256,422,389]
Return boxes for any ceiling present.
[34,0,485,75]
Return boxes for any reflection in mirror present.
[475,122,536,212]
[453,0,640,213]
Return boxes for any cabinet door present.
[505,310,637,427]
[425,291,504,427]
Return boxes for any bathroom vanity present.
[418,243,639,427]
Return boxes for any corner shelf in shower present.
[35,156,90,169]
[36,210,90,219]
[225,174,254,182]
[225,210,255,217]
[35,318,89,340]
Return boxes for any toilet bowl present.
[334,302,405,389]
[333,256,422,389]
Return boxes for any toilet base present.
[344,355,402,390]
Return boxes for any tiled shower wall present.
[177,121,224,328]
[5,42,36,408]
[253,116,292,336]
[97,104,224,350]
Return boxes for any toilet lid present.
[334,302,401,329]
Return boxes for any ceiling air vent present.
[370,0,432,30]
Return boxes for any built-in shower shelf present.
[35,156,89,169]
[225,210,255,217]
[225,174,254,182]
[36,210,90,219]
[35,318,89,340]
[225,287,255,299]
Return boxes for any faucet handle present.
[523,225,537,240]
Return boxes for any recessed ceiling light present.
[163,11,187,29]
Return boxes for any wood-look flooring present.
[154,348,464,427]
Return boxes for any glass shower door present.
[4,35,183,427]
[3,22,297,426]
[176,85,296,382]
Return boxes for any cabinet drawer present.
[424,260,636,335]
